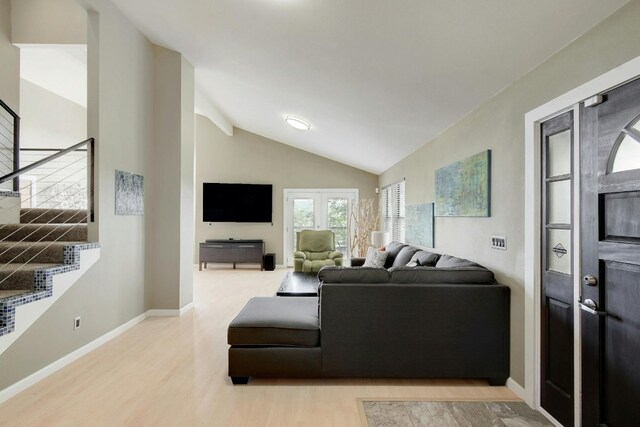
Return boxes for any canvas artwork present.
[115,170,144,215]
[405,203,434,248]
[435,150,491,217]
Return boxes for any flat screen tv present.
[203,183,272,223]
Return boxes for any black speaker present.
[263,253,276,271]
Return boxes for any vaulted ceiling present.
[111,0,628,174]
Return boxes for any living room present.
[1,0,640,426]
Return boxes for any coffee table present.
[277,272,320,296]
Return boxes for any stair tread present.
[0,241,85,248]
[0,263,62,291]
[0,289,31,300]
[20,208,88,224]
[0,223,87,242]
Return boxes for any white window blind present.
[381,180,405,243]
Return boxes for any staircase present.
[0,207,99,339]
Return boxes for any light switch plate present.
[491,236,507,250]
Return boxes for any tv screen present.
[203,183,272,223]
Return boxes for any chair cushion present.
[392,245,420,267]
[228,297,320,347]
[303,259,336,272]
[388,266,496,284]
[384,242,407,268]
[299,230,334,252]
[319,266,390,283]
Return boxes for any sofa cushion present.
[407,250,440,267]
[388,266,496,284]
[435,254,482,268]
[228,297,320,347]
[392,245,420,267]
[319,266,390,283]
[383,242,407,268]
[363,247,389,268]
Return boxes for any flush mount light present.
[285,115,311,130]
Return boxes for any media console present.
[199,240,265,271]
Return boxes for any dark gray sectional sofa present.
[227,242,510,385]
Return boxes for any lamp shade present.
[371,231,390,248]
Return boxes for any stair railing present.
[0,138,95,222]
[0,99,20,192]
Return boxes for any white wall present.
[0,0,19,112]
[19,79,86,149]
[378,0,640,387]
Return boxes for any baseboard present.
[180,302,194,315]
[0,311,149,405]
[506,377,526,402]
[147,302,194,317]
[537,406,563,427]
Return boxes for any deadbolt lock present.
[583,275,597,287]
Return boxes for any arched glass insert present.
[609,114,640,173]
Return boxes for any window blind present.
[381,180,405,243]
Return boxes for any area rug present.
[361,400,553,426]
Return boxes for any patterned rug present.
[361,400,553,426]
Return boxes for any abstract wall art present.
[435,150,491,217]
[405,203,434,248]
[115,170,144,215]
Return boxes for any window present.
[381,180,405,243]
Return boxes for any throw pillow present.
[383,242,407,268]
[363,247,389,268]
[392,245,420,267]
[410,250,440,267]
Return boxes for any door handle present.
[579,298,607,316]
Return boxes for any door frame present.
[282,188,359,267]
[523,54,640,424]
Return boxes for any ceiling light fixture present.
[285,115,311,130]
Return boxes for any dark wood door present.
[580,77,640,426]
[541,111,575,427]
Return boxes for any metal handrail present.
[0,138,95,222]
[0,99,20,191]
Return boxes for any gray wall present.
[11,0,86,44]
[145,46,195,310]
[0,0,153,390]
[379,0,640,387]
[0,0,19,112]
[195,115,378,265]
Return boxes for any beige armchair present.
[294,230,343,273]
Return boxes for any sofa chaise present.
[227,243,510,385]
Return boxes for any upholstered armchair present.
[294,230,343,273]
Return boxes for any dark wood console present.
[199,240,265,271]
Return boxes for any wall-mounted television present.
[203,183,273,223]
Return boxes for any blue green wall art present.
[435,150,491,217]
[405,203,434,248]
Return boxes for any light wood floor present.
[0,267,518,426]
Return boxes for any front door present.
[580,77,640,425]
[540,111,575,427]
[284,190,357,266]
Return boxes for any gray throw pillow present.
[392,245,420,267]
[363,247,389,268]
[435,254,482,268]
[410,250,440,267]
[384,242,407,268]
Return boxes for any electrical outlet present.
[74,316,81,330]
[491,236,507,250]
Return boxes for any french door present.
[580,77,640,426]
[284,189,357,267]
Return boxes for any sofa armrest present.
[350,257,365,267]
[294,251,307,260]
[319,282,510,381]
[328,251,343,260]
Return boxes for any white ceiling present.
[111,0,628,174]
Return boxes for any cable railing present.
[0,138,95,293]
[0,99,19,192]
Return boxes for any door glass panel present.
[547,229,571,275]
[611,134,640,173]
[547,130,571,177]
[293,198,314,250]
[547,180,571,224]
[327,198,348,256]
